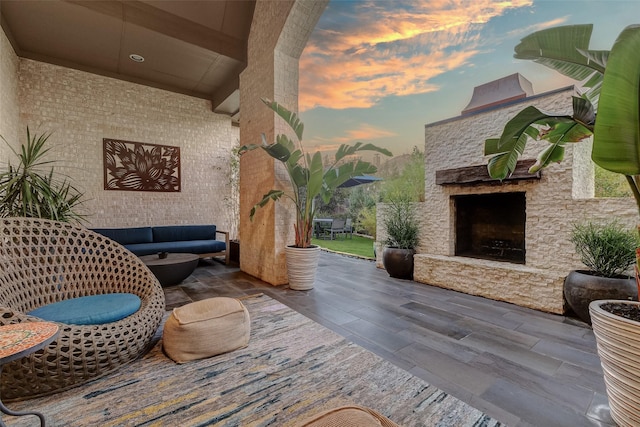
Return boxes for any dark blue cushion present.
[28,294,141,325]
[92,227,153,245]
[152,225,216,243]
[126,240,226,256]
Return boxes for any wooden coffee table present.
[140,253,199,287]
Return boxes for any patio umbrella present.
[338,175,383,188]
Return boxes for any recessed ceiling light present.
[129,54,145,63]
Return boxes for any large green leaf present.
[262,98,304,141]
[592,24,640,175]
[514,24,604,79]
[306,152,324,200]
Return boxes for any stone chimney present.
[461,73,534,115]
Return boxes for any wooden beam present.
[67,0,247,63]
[436,159,541,185]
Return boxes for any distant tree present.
[315,187,349,217]
[381,146,425,202]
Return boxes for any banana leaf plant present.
[240,98,392,248]
[484,24,640,215]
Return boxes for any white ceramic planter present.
[285,245,320,290]
[589,300,640,427]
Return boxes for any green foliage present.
[570,221,638,277]
[383,194,419,249]
[596,165,633,198]
[358,205,377,238]
[0,128,85,223]
[315,188,349,218]
[380,147,425,202]
[239,99,392,248]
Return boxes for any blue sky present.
[298,0,640,160]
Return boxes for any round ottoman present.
[162,297,250,363]
[297,405,400,427]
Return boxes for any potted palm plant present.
[382,193,419,279]
[484,23,640,426]
[565,220,637,324]
[0,128,85,222]
[240,99,391,290]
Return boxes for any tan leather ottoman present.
[162,297,250,363]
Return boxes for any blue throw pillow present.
[28,294,141,325]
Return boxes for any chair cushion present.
[92,227,153,245]
[125,240,226,256]
[28,294,142,325]
[152,225,216,243]
[162,297,250,363]
[297,406,400,427]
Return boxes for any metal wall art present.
[103,139,181,192]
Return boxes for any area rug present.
[5,296,505,426]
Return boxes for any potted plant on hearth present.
[564,220,638,325]
[483,24,640,425]
[240,99,391,290]
[382,193,419,280]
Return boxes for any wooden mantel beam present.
[436,159,541,185]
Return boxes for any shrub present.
[570,221,638,277]
[383,194,419,249]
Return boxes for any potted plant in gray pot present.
[240,99,391,290]
[382,193,419,280]
[564,220,638,324]
[484,23,640,425]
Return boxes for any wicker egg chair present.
[0,217,166,400]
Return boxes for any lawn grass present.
[312,234,376,259]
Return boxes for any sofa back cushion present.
[92,227,153,245]
[152,225,216,243]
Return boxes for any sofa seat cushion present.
[152,225,216,242]
[92,227,153,245]
[28,294,142,325]
[126,240,226,256]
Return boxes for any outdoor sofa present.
[92,224,230,264]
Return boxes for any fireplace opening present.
[455,192,525,264]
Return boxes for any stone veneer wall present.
[0,27,20,158]
[15,58,239,233]
[378,86,637,314]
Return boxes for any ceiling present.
[0,0,256,122]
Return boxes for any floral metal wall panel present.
[103,139,181,192]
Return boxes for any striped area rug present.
[6,295,504,426]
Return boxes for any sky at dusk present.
[298,0,640,160]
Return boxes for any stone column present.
[239,0,327,284]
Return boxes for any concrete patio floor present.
[165,251,613,427]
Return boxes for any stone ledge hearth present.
[414,254,566,314]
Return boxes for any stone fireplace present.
[377,74,637,314]
[454,192,526,264]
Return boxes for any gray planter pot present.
[382,247,415,280]
[564,270,637,324]
[590,300,640,427]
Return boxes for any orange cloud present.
[299,0,534,111]
[305,124,396,152]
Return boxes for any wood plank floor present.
[163,252,615,427]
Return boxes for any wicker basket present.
[0,217,165,400]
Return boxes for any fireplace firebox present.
[454,192,525,264]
